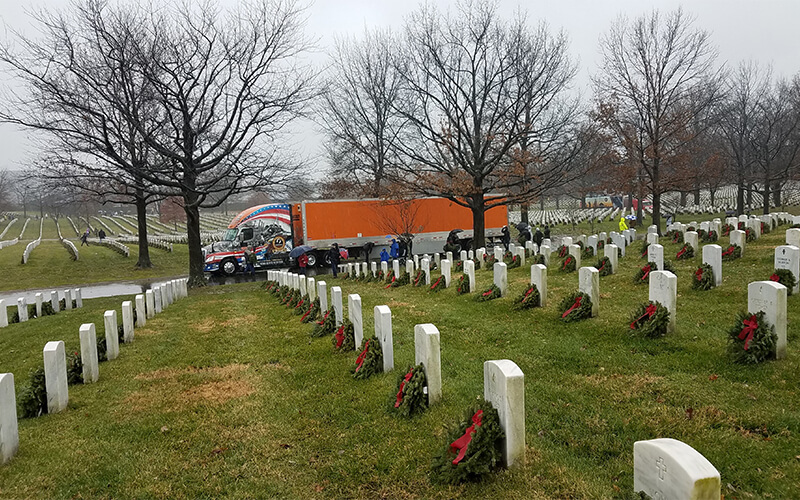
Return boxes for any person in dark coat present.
[398,239,407,258]
[533,227,544,246]
[328,243,341,277]
[363,241,374,264]
[543,225,551,239]
[98,229,106,241]
[501,226,510,251]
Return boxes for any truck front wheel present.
[306,252,317,267]
[220,258,238,276]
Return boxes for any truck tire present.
[220,258,238,276]
[306,252,317,267]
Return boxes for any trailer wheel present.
[220,258,238,276]
[306,252,317,267]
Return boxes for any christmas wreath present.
[745,228,756,242]
[456,274,470,295]
[663,260,677,275]
[595,256,612,276]
[455,260,464,272]
[272,284,287,297]
[265,280,278,293]
[352,336,384,380]
[376,270,385,282]
[430,275,447,292]
[597,239,605,250]
[721,224,734,236]
[531,253,545,265]
[524,248,532,258]
[575,240,584,249]
[391,364,428,416]
[560,255,576,273]
[697,229,707,240]
[701,230,718,242]
[300,298,321,323]
[473,258,482,270]
[476,284,502,302]
[692,264,715,291]
[513,284,540,309]
[628,301,670,338]
[559,292,592,322]
[687,226,696,232]
[726,311,777,364]
[761,221,770,234]
[287,289,302,308]
[389,272,410,288]
[294,294,311,315]
[671,230,684,244]
[484,254,497,267]
[332,318,356,352]
[311,308,336,337]
[362,271,374,283]
[721,244,742,261]
[507,255,521,269]
[640,242,650,259]
[429,400,504,485]
[769,269,795,296]
[556,245,568,258]
[634,262,657,284]
[413,269,426,287]
[676,243,694,260]
[581,246,594,259]
[503,251,513,263]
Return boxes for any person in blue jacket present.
[380,248,390,262]
[390,238,399,259]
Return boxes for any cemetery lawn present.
[2,229,800,498]
[0,240,188,292]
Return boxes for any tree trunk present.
[736,178,745,215]
[652,191,662,236]
[135,191,152,269]
[709,188,715,207]
[555,196,559,209]
[746,184,753,208]
[470,195,486,250]
[520,202,529,224]
[679,191,687,207]
[772,182,781,207]
[539,198,544,210]
[693,188,700,205]
[184,201,205,287]
[763,175,771,215]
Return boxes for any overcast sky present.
[0,0,797,174]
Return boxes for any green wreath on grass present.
[701,230,718,242]
[389,271,410,288]
[581,246,594,259]
[507,255,521,269]
[761,221,770,234]
[721,224,734,236]
[455,260,464,272]
[722,244,742,261]
[634,262,656,284]
[745,228,756,242]
[560,255,576,273]
[597,239,605,250]
[294,294,311,315]
[476,284,501,302]
[676,243,694,260]
[456,274,470,295]
[595,256,612,276]
[531,253,545,265]
[726,311,777,364]
[640,242,650,259]
[628,301,670,338]
[300,298,321,323]
[430,275,447,292]
[692,264,715,291]
[332,318,356,352]
[513,284,540,309]
[352,336,383,380]
[391,364,428,417]
[559,292,592,322]
[429,400,504,485]
[413,269,426,287]
[376,270,385,282]
[769,269,795,296]
[286,289,302,308]
[484,254,497,267]
[663,260,677,275]
[671,230,683,244]
[311,308,336,337]
[555,245,568,258]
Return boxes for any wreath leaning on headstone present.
[721,224,734,236]
[301,298,321,323]
[581,246,594,259]
[761,221,771,234]
[531,253,545,266]
[676,243,694,260]
[513,284,540,310]
[351,336,383,380]
[455,274,470,295]
[595,256,612,276]
[559,292,592,323]
[560,255,576,273]
[391,364,428,417]
[555,245,568,258]
[413,269,426,287]
[429,400,504,485]
[628,301,670,338]
[17,366,47,418]
[476,284,501,302]
[390,271,410,288]
[702,230,718,243]
[692,264,715,291]
[726,311,777,364]
[507,255,521,269]
[769,269,796,296]
[721,244,742,261]
[455,260,464,272]
[294,294,311,315]
[311,308,336,337]
[640,242,650,259]
[663,260,677,275]
[429,275,447,292]
[633,262,657,284]
[745,228,756,242]
[597,239,605,250]
[286,289,302,308]
[332,318,356,352]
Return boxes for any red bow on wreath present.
[523,287,534,299]
[385,275,396,289]
[562,295,583,318]
[738,315,758,350]
[562,257,572,270]
[335,324,345,348]
[769,273,780,282]
[394,369,414,408]
[630,303,657,329]
[295,298,304,309]
[482,288,494,297]
[450,410,483,465]
[316,310,330,326]
[300,308,311,322]
[722,246,734,256]
[695,268,703,281]
[354,340,370,372]
[676,247,687,259]
[598,261,606,271]
[430,276,442,289]
[641,265,652,281]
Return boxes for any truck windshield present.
[223,228,238,241]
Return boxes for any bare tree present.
[594,8,722,233]
[394,1,580,249]
[319,28,406,196]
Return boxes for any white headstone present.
[381,261,388,277]
[747,217,761,239]
[35,293,43,318]
[786,228,800,248]
[634,438,720,500]
[414,254,420,268]
[649,271,677,333]
[647,225,657,234]
[135,294,146,328]
[299,276,307,296]
[406,259,414,275]
[43,340,68,413]
[748,281,787,360]
[464,260,476,292]
[530,264,547,307]
[646,232,659,245]
[468,249,474,260]
[361,262,368,276]
[331,286,343,326]
[579,267,599,317]
[611,233,626,257]
[371,261,377,277]
[16,298,28,322]
[0,300,7,328]
[446,251,453,262]
[774,245,800,295]
[588,235,599,255]
[483,359,525,467]
[414,324,442,404]
[348,294,363,347]
[317,281,328,312]
[121,301,134,343]
[0,373,18,464]
[730,229,746,255]
[392,259,400,279]
[700,221,710,232]
[104,310,119,360]
[153,286,162,314]
[684,231,699,253]
[493,262,508,296]
[605,244,618,274]
[421,258,431,285]
[494,246,504,262]
[145,290,155,319]
[160,282,169,310]
[568,244,582,268]
[307,277,316,301]
[476,248,485,262]
[542,238,552,248]
[515,246,526,265]
[460,250,468,262]
[374,305,393,372]
[165,281,174,305]
[540,245,551,267]
[702,244,722,287]
[50,291,59,313]
[647,244,664,271]
[441,259,451,287]
[74,288,83,308]
[79,323,99,384]
[434,252,441,268]
[562,236,573,247]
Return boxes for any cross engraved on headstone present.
[656,457,667,480]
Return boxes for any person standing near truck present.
[501,226,510,251]
[328,243,341,277]
[297,252,309,275]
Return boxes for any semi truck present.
[203,197,508,275]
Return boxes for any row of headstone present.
[0,288,84,328]
[1,277,189,465]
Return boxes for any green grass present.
[0,240,188,292]
[1,220,799,498]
